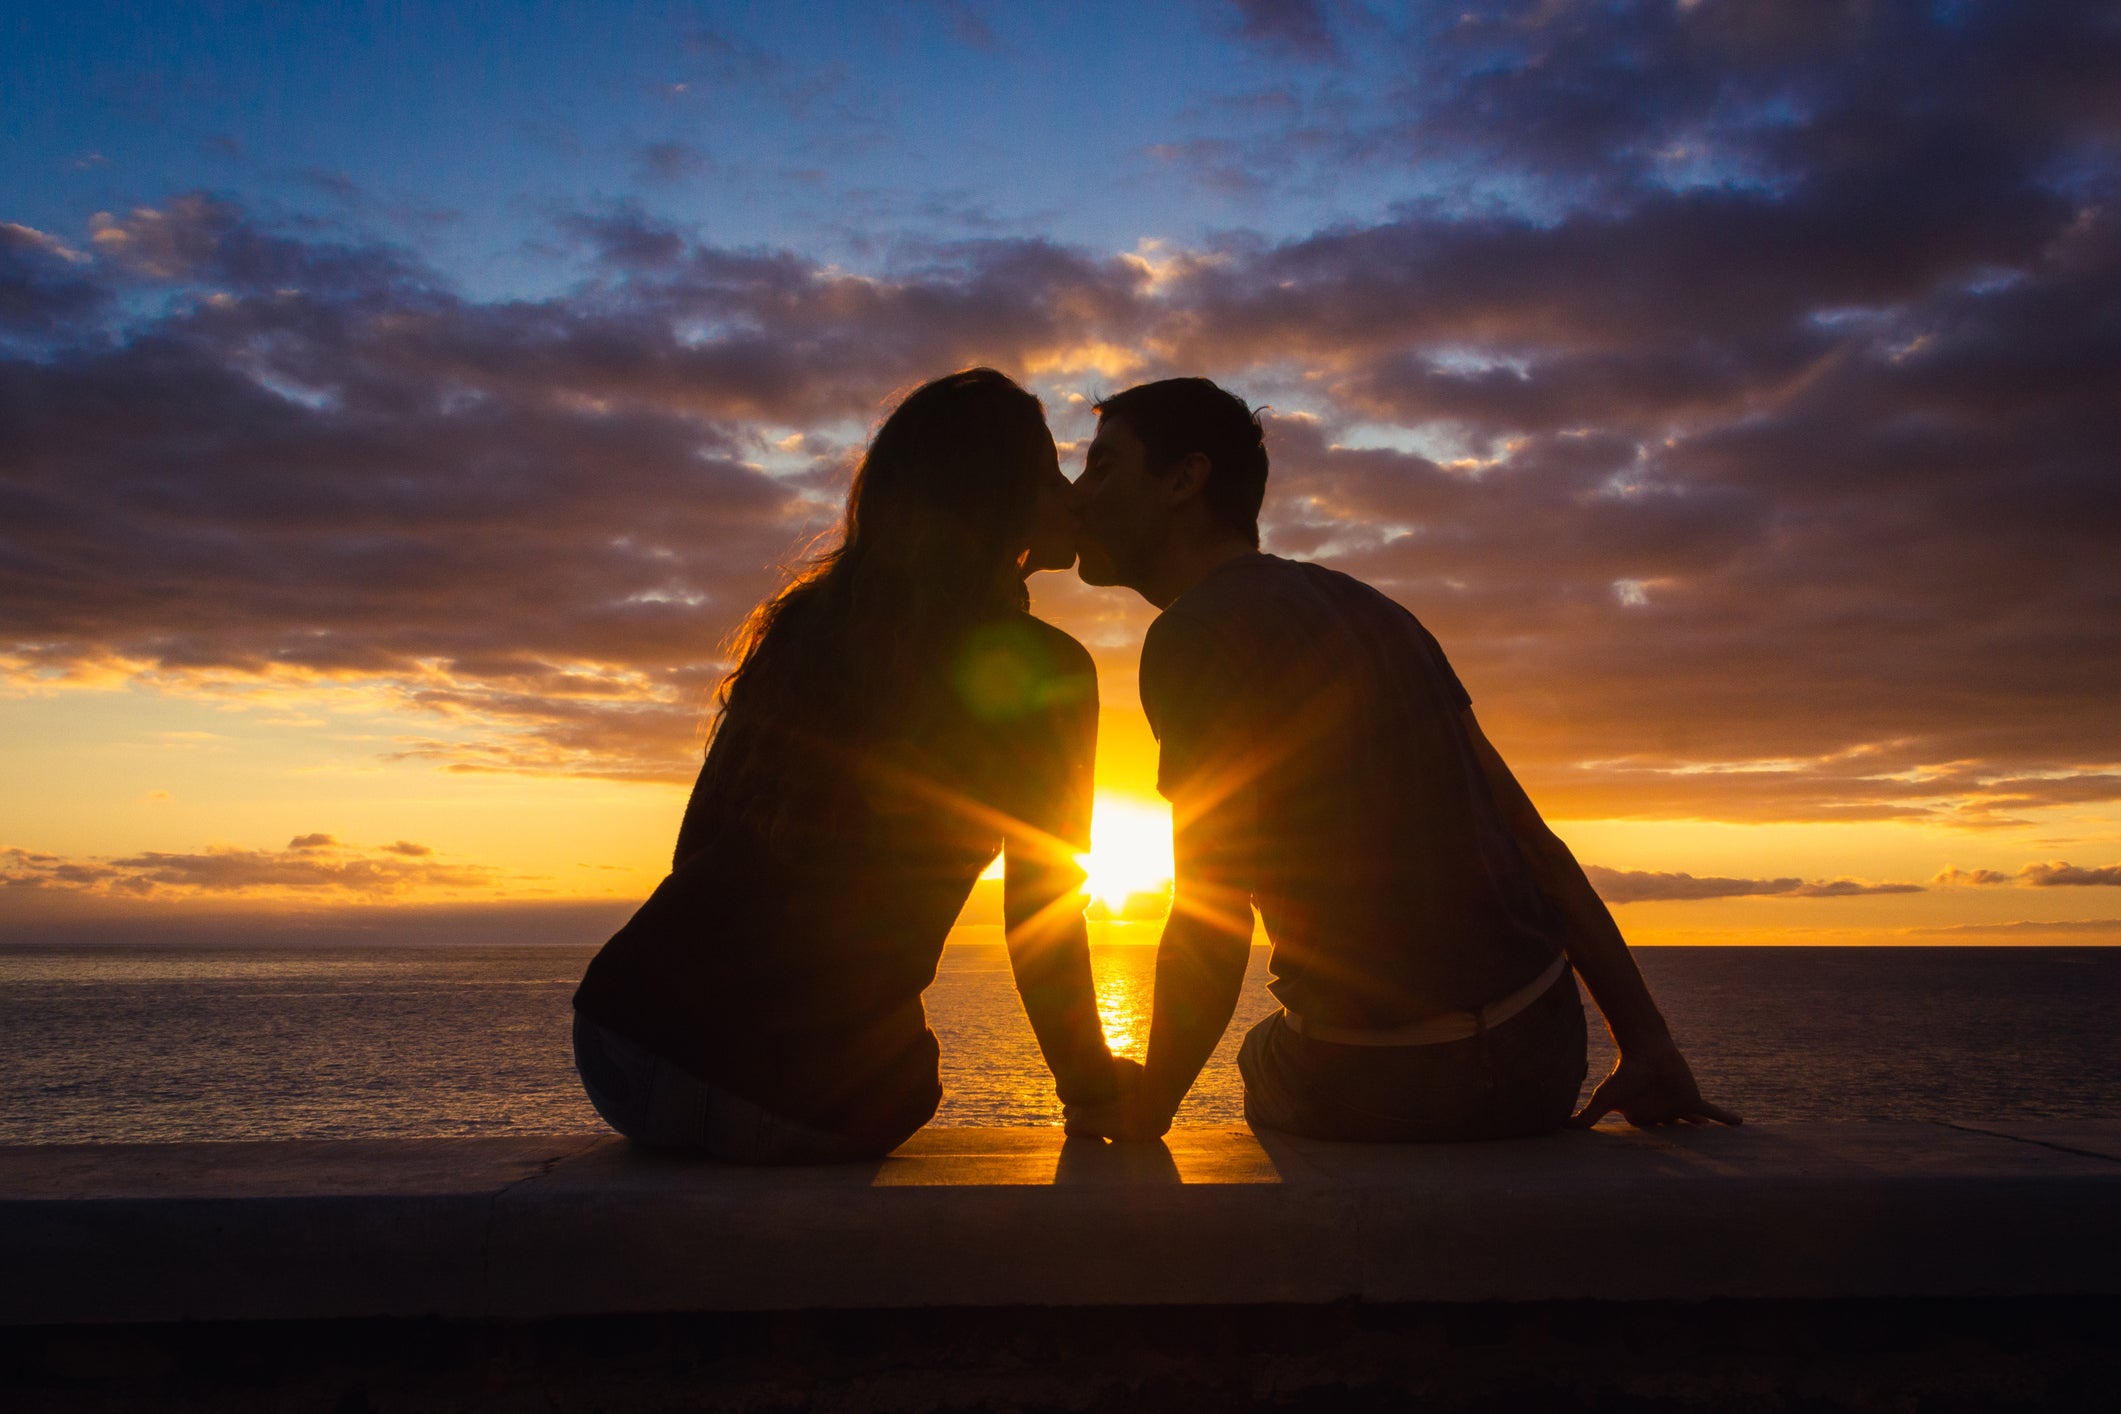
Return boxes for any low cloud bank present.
[1936,862,2121,888]
[1,836,504,900]
[1586,867,1923,905]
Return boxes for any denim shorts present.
[571,1012,887,1164]
[1238,967,1588,1142]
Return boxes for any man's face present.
[1071,417,1167,589]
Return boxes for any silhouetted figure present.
[1062,378,1737,1143]
[574,369,1115,1161]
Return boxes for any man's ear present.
[1161,451,1213,507]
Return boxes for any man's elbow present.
[1005,882,1087,942]
[1165,893,1254,964]
[1167,878,1253,942]
[1494,798,1570,874]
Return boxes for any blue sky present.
[7,1,1417,298]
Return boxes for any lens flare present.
[1076,795,1175,915]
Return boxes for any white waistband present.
[1282,952,1570,1048]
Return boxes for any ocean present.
[3,938,2117,1144]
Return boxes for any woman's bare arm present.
[1003,671,1116,1109]
[1003,847,1117,1107]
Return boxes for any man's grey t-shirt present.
[1140,553,1568,1027]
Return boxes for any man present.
[1065,378,1736,1142]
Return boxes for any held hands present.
[1068,1039,1742,1136]
[1569,1036,1742,1129]
[1062,1056,1173,1142]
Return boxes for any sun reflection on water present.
[1088,921,1159,1058]
[1095,971,1144,1057]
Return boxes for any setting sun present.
[1077,795,1175,916]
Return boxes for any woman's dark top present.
[573,612,1097,1150]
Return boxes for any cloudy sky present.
[4,0,2118,945]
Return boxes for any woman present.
[572,369,1116,1161]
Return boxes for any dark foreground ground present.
[5,1123,2118,1411]
[8,1297,2121,1413]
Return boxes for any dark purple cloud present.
[1229,0,1340,63]
[1140,2,2121,819]
[1,222,107,338]
[0,197,1152,780]
[1217,3,2121,215]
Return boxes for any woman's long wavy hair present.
[680,368,1050,858]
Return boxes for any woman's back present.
[573,609,1096,1150]
[572,366,1108,1159]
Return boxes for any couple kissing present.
[572,368,1734,1163]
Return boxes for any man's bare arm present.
[1463,709,1740,1128]
[1133,896,1252,1134]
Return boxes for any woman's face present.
[1019,434,1079,575]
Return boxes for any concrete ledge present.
[3,1122,2118,1326]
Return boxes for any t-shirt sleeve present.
[1406,610,1473,712]
[1141,609,1261,908]
[1433,644,1472,713]
[1140,610,1243,803]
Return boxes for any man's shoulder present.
[1279,554,1408,612]
[1162,553,1411,638]
[1150,554,1466,711]
[1142,595,1229,671]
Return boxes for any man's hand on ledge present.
[1570,1038,1743,1129]
[1062,1057,1173,1141]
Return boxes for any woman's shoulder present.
[1016,612,1096,675]
[947,612,1096,726]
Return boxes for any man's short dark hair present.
[1094,378,1267,548]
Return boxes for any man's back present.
[1140,553,1568,1026]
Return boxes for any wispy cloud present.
[1914,919,2121,938]
[1,837,505,900]
[1936,861,2121,888]
[633,141,712,186]
[1228,0,1341,64]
